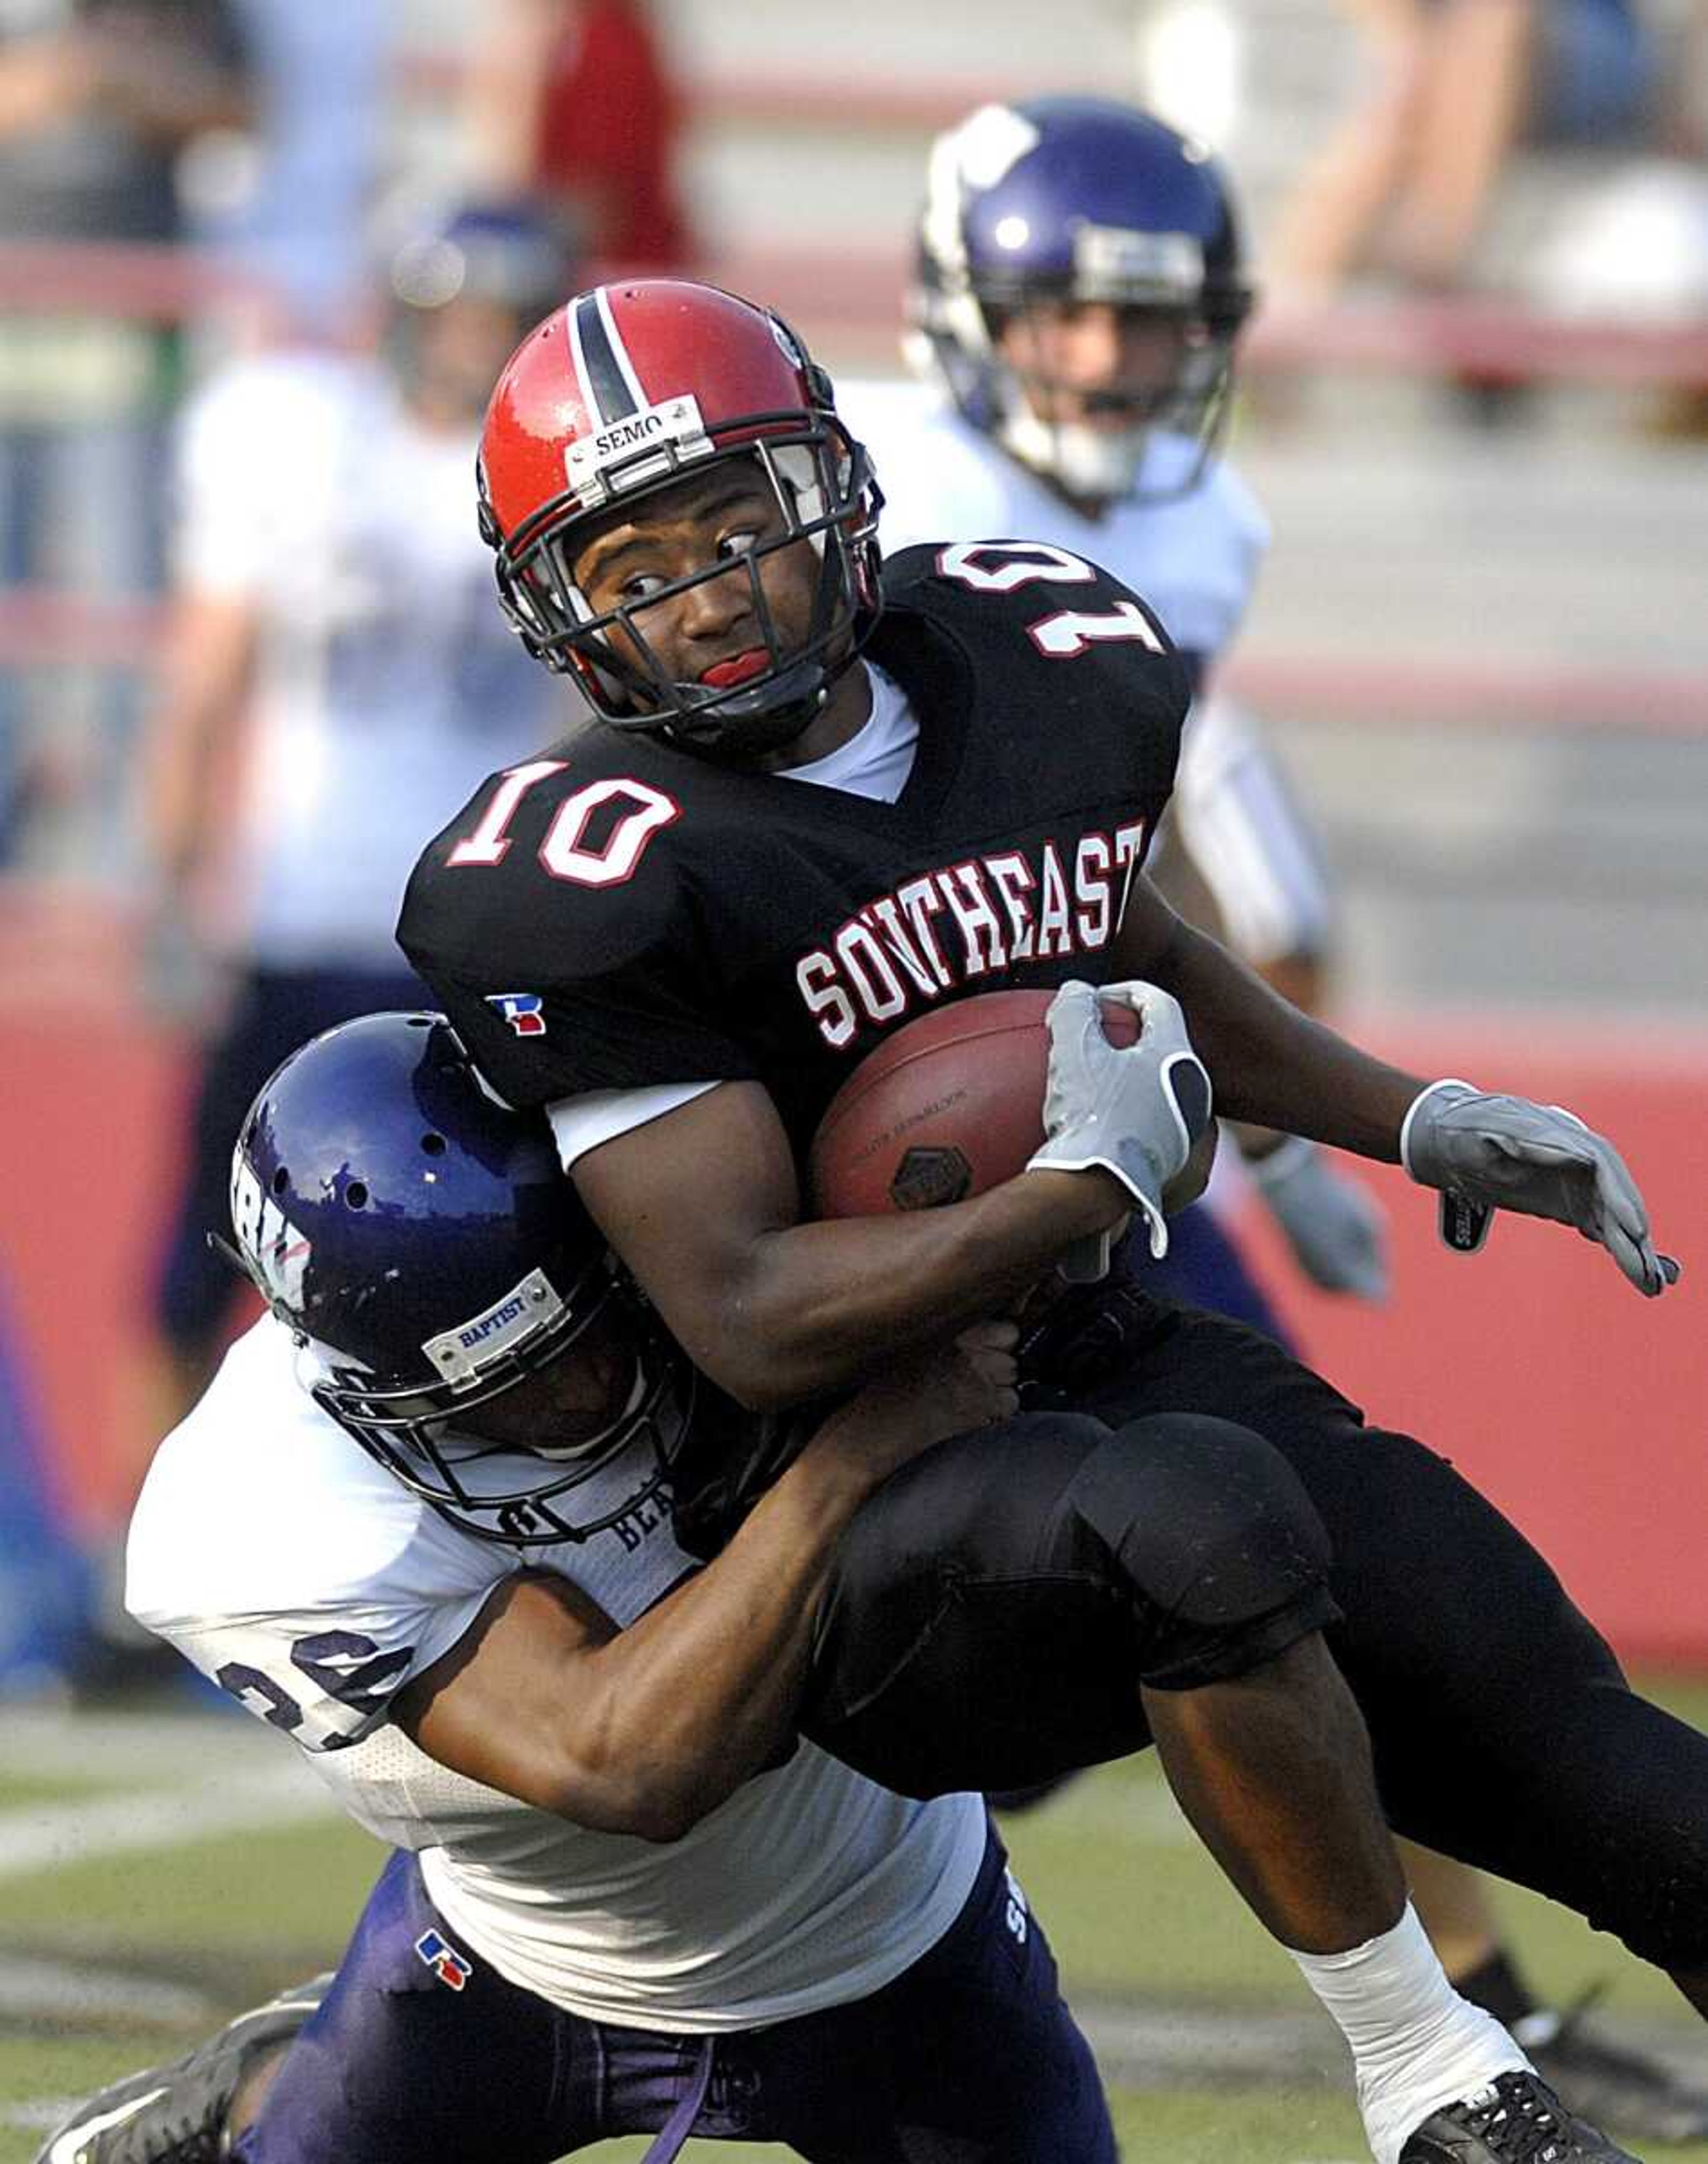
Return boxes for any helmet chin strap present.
[998,401,1148,506]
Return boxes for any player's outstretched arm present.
[1110,870,1425,1155]
[1109,873,1679,1297]
[1402,1083,1679,1298]
[1153,800,1391,1300]
[393,1324,1017,1840]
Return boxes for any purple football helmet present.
[230,1011,689,1547]
[911,97,1254,503]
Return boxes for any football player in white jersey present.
[837,97,1387,1343]
[133,201,576,1437]
[836,98,1708,2141]
[42,1011,1100,2164]
[76,205,583,1700]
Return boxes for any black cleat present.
[1399,2068,1641,2164]
[1522,2001,1708,2145]
[33,1974,331,2164]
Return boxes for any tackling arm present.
[392,1329,1016,1839]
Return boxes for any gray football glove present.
[1401,1078,1680,1298]
[1027,979,1213,1262]
[1248,1134,1390,1301]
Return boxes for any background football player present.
[399,276,1700,2164]
[47,200,588,1709]
[838,97,1385,1341]
[134,198,576,1437]
[834,97,1708,2140]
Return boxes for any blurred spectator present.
[215,0,384,339]
[466,0,690,268]
[1525,151,1708,319]
[0,0,253,872]
[1273,0,1658,299]
[74,203,580,1695]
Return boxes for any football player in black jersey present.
[400,279,1700,2164]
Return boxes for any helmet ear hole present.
[345,1181,369,1211]
[270,1166,290,1196]
[421,1132,448,1157]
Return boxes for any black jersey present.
[399,540,1189,1151]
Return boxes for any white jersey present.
[841,378,1269,668]
[126,1317,986,2034]
[173,351,563,968]
[840,379,1331,966]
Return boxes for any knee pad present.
[1066,1413,1337,1688]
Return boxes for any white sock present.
[1289,1903,1531,2164]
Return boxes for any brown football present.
[808,988,1139,1219]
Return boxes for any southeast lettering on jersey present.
[794,822,1146,1048]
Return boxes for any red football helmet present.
[478,279,883,752]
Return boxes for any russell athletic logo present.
[487,991,546,1038]
[415,1931,473,1991]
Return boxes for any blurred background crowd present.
[0,0,1705,1698]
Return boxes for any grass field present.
[5,1684,1707,2163]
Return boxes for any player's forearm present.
[1150,916,1422,1160]
[570,1440,890,1835]
[463,0,554,193]
[1231,953,1328,1162]
[692,1171,1120,1408]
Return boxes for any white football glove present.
[1401,1078,1680,1298]
[1248,1134,1390,1301]
[1027,980,1213,1263]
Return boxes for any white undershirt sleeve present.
[548,1082,724,1172]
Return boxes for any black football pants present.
[802,1293,1708,1979]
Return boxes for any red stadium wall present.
[1234,1015,1708,1670]
[2,1015,202,1528]
[1,1003,1703,1663]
